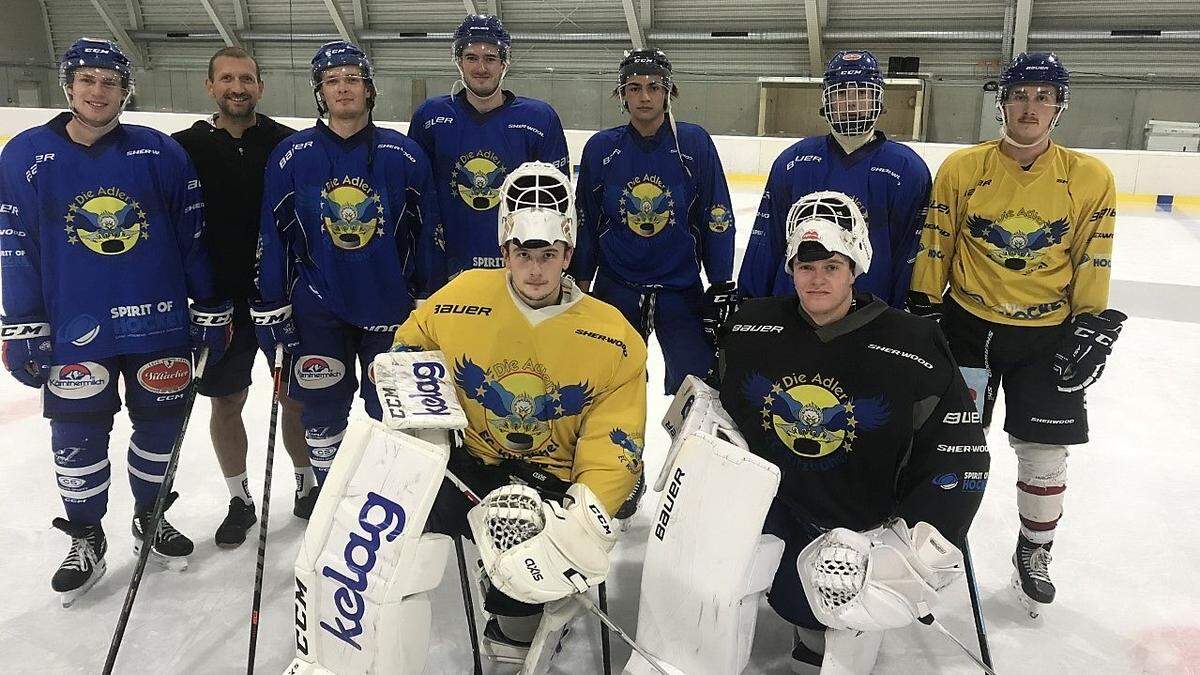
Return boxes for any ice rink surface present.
[1,184,1198,674]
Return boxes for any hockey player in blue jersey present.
[253,41,442,488]
[738,50,931,308]
[0,38,232,605]
[570,48,736,394]
[409,15,570,275]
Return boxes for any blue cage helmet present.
[310,41,375,116]
[452,15,511,62]
[820,50,884,136]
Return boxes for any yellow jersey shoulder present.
[573,294,648,362]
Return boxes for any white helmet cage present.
[497,161,576,248]
[784,190,872,277]
[822,81,884,136]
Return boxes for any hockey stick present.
[961,535,994,671]
[103,348,210,675]
[247,344,285,675]
[917,614,998,675]
[454,535,485,675]
[598,582,613,675]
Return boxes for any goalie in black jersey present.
[623,191,991,674]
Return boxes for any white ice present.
[1,191,1198,674]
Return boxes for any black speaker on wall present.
[887,56,921,76]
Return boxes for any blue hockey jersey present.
[570,120,735,290]
[409,91,569,274]
[0,113,216,363]
[256,121,443,329]
[737,133,931,307]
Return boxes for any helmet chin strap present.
[456,61,508,103]
[998,105,1063,150]
[830,127,875,154]
[62,85,130,137]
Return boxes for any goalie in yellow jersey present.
[908,52,1126,620]
[389,161,648,668]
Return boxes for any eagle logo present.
[966,209,1068,272]
[320,181,382,250]
[65,192,148,255]
[609,428,645,474]
[621,175,674,237]
[455,358,593,457]
[743,373,889,459]
[454,153,507,211]
[708,204,732,233]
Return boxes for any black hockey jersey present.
[718,294,988,541]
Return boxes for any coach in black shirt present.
[173,47,315,547]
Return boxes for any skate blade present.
[133,543,189,572]
[59,559,107,608]
[1010,571,1045,619]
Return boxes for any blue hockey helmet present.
[310,41,374,115]
[998,52,1069,103]
[823,50,884,88]
[59,38,133,89]
[453,15,511,61]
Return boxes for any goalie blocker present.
[285,351,467,675]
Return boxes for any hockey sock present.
[127,413,186,507]
[305,423,347,486]
[50,417,115,524]
[294,466,316,496]
[1011,436,1067,546]
[225,472,253,505]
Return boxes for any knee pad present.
[127,413,185,507]
[1011,436,1068,528]
[50,417,114,523]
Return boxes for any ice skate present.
[132,491,194,572]
[51,518,107,608]
[1011,535,1055,618]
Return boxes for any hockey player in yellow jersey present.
[391,161,647,666]
[909,52,1126,619]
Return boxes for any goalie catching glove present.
[469,482,618,605]
[798,520,964,632]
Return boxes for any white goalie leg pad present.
[373,350,468,433]
[656,374,749,491]
[821,629,884,675]
[519,596,584,675]
[622,431,783,675]
[797,520,964,633]
[287,416,452,675]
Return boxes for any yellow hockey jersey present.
[910,140,1115,326]
[391,268,647,515]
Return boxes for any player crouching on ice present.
[284,162,647,675]
[622,191,991,674]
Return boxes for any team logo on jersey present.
[64,188,148,256]
[621,175,675,237]
[453,151,507,211]
[708,204,732,233]
[742,372,889,462]
[455,357,593,458]
[609,428,644,474]
[57,314,101,347]
[294,355,346,389]
[966,209,1068,272]
[320,177,383,251]
[48,362,111,400]
[137,357,191,395]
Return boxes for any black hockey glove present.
[1052,309,1127,393]
[906,291,944,323]
[702,281,741,347]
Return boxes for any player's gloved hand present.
[189,301,233,365]
[250,302,300,355]
[1052,309,1127,392]
[702,280,741,347]
[906,291,944,323]
[1,321,53,388]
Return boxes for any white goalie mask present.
[784,191,872,277]
[497,161,576,248]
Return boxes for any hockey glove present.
[189,302,233,365]
[702,280,741,347]
[250,302,300,355]
[1053,309,1127,393]
[906,291,943,323]
[1,321,53,388]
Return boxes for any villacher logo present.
[137,358,191,395]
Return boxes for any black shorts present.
[197,305,289,398]
[942,299,1088,445]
